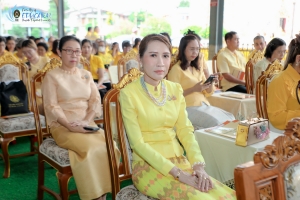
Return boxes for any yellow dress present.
[42,67,120,200]
[119,78,236,199]
[267,64,300,129]
[84,54,104,80]
[13,51,27,62]
[48,52,61,61]
[29,56,49,79]
[97,52,113,65]
[113,53,125,65]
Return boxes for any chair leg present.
[30,136,37,152]
[56,171,72,200]
[1,138,13,178]
[37,156,45,200]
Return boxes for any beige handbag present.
[235,118,270,147]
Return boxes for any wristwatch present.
[175,169,181,181]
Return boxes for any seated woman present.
[132,37,141,54]
[48,39,61,60]
[13,38,27,62]
[168,34,235,128]
[81,39,106,100]
[267,34,300,130]
[253,38,286,86]
[5,36,16,53]
[22,39,49,79]
[37,42,49,57]
[119,34,236,199]
[42,35,120,200]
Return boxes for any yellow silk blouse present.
[168,61,214,107]
[119,78,204,176]
[267,64,300,129]
[84,55,104,80]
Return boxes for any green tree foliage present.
[140,17,172,37]
[179,0,190,7]
[31,28,42,38]
[128,11,152,26]
[7,25,27,38]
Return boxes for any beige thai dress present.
[42,67,120,200]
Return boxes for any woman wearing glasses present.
[42,35,120,200]
[267,34,300,130]
[168,34,234,128]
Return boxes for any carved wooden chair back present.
[31,58,78,199]
[117,50,140,81]
[245,50,264,94]
[255,59,283,119]
[0,53,39,178]
[103,68,156,199]
[234,118,300,200]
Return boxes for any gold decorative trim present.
[263,59,283,76]
[256,118,300,169]
[112,68,143,89]
[251,50,264,65]
[39,58,61,73]
[0,53,22,66]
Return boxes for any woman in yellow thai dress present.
[119,34,236,199]
[267,34,300,130]
[42,35,120,200]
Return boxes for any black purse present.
[0,81,29,116]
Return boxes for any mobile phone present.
[104,64,110,69]
[204,75,215,84]
[83,126,100,132]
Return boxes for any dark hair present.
[37,42,48,52]
[22,39,37,50]
[122,40,131,49]
[5,36,15,51]
[0,36,6,44]
[253,35,265,42]
[225,31,237,41]
[87,27,92,31]
[34,37,42,43]
[177,35,200,71]
[284,36,300,69]
[81,39,92,47]
[160,32,172,44]
[264,38,286,59]
[133,38,141,48]
[52,39,60,55]
[184,29,201,41]
[16,38,25,50]
[58,35,81,51]
[28,36,35,40]
[139,34,172,58]
[111,42,118,50]
[92,42,99,55]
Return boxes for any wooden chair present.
[103,68,157,200]
[212,53,223,89]
[245,50,264,94]
[255,59,283,119]
[117,50,140,81]
[31,58,77,200]
[234,118,300,200]
[0,53,46,178]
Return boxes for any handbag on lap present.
[0,81,29,116]
[235,118,270,147]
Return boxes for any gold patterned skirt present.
[51,124,120,200]
[132,156,236,200]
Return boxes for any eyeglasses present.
[62,49,82,56]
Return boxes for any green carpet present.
[0,137,132,200]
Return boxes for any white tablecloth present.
[207,92,256,121]
[194,129,282,183]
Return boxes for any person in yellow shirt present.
[119,34,236,199]
[217,31,247,93]
[48,39,61,61]
[97,40,113,91]
[91,26,100,41]
[248,36,267,60]
[267,34,300,130]
[37,42,49,58]
[0,36,10,57]
[81,39,106,100]
[21,39,49,79]
[109,42,121,59]
[85,27,93,41]
[132,37,141,54]
[168,34,234,128]
[113,40,132,65]
[5,36,16,53]
[253,38,286,88]
[13,38,27,62]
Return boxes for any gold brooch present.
[167,95,177,101]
